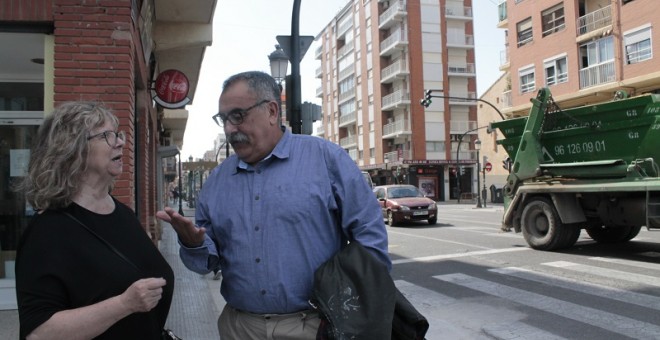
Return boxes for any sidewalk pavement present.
[161,205,226,339]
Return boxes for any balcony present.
[348,148,359,161]
[380,29,408,57]
[499,48,509,70]
[340,135,358,149]
[315,45,322,60]
[315,124,325,137]
[447,63,475,77]
[381,89,411,111]
[450,120,478,135]
[446,33,474,49]
[337,42,354,60]
[448,92,477,106]
[445,6,472,20]
[384,149,411,162]
[577,5,612,37]
[497,0,507,27]
[579,61,615,89]
[338,89,356,105]
[316,86,323,98]
[382,119,412,139]
[381,59,409,84]
[337,19,353,39]
[338,111,357,127]
[337,66,355,82]
[501,90,512,108]
[379,0,407,30]
[315,66,322,78]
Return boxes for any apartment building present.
[315,0,478,201]
[497,0,660,117]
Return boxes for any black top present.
[16,199,174,339]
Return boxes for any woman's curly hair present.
[15,102,119,211]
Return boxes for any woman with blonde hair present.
[15,102,174,339]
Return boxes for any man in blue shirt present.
[157,71,390,339]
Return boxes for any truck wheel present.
[586,225,642,243]
[521,197,574,250]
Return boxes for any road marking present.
[387,230,494,249]
[589,256,660,270]
[490,266,660,310]
[394,280,566,340]
[543,261,660,287]
[392,247,529,265]
[435,273,660,339]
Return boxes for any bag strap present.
[62,211,140,272]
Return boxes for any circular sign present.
[153,69,190,108]
[484,162,493,172]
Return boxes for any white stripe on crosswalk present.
[490,266,660,310]
[543,261,660,287]
[394,280,567,340]
[391,247,530,265]
[434,273,660,339]
[589,256,660,271]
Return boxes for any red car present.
[373,185,437,226]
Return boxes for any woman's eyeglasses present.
[87,130,126,147]
[212,99,270,127]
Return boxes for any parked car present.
[361,171,374,188]
[373,184,437,226]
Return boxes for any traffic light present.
[502,157,512,172]
[460,167,465,175]
[420,89,432,108]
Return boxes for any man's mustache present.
[228,132,249,144]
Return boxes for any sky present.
[181,0,504,159]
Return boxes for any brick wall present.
[0,0,52,21]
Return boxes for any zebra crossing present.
[395,251,660,339]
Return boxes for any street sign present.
[276,35,315,62]
[484,162,492,172]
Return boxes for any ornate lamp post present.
[475,139,482,208]
[268,44,289,85]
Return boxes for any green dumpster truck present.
[488,88,660,250]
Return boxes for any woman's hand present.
[120,278,167,313]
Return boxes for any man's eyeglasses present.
[212,99,270,127]
[87,130,126,147]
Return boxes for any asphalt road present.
[389,203,660,339]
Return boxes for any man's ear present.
[267,101,280,124]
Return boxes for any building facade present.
[314,0,479,202]
[0,0,216,309]
[497,0,660,117]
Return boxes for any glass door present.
[0,122,39,279]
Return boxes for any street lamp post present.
[178,153,183,215]
[475,139,482,208]
[482,159,488,208]
[268,45,289,85]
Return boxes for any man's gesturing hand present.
[156,207,206,248]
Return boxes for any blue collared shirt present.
[179,130,390,314]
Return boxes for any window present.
[519,66,535,93]
[426,142,445,152]
[544,56,568,86]
[542,4,565,37]
[517,18,533,47]
[580,36,614,68]
[624,26,652,64]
